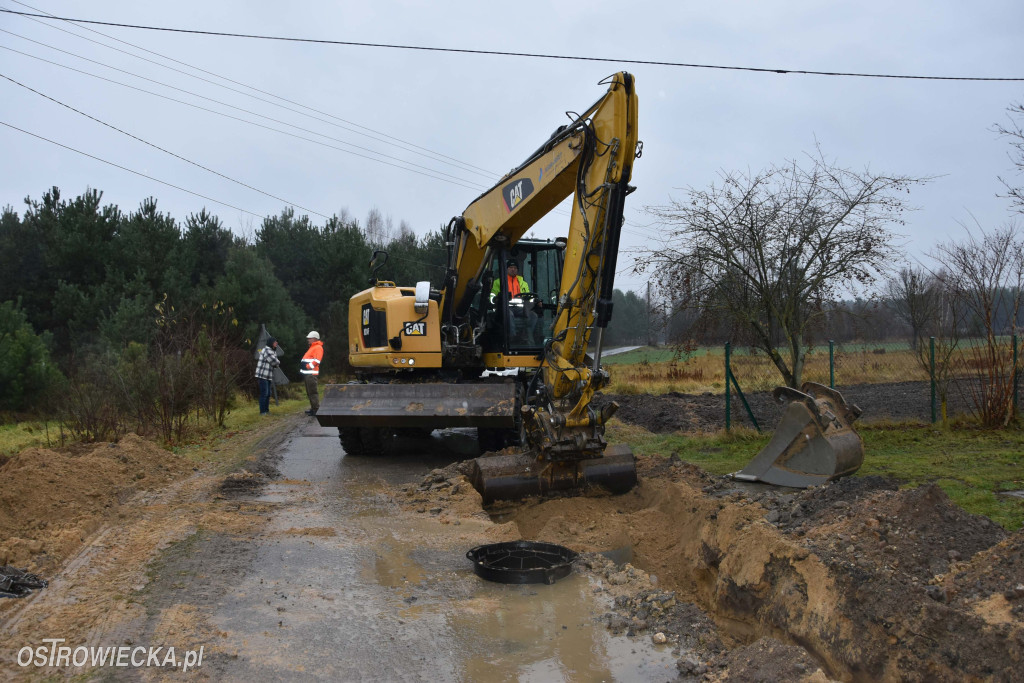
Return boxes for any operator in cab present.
[490,259,542,345]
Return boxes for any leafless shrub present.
[930,221,1024,427]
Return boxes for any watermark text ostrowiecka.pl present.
[17,638,204,672]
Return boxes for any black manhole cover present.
[466,541,578,584]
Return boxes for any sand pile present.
[0,434,189,570]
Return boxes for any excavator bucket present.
[732,382,864,488]
[470,444,637,505]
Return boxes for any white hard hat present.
[306,331,320,340]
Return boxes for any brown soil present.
[0,434,191,571]
[405,453,1023,681]
[0,419,297,676]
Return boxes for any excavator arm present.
[445,73,638,452]
[439,73,641,500]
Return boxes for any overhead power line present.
[7,0,501,179]
[0,71,332,219]
[0,30,487,188]
[1,7,1022,82]
[1,119,267,219]
[0,43,487,192]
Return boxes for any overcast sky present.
[2,0,1022,294]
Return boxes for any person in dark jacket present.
[255,337,281,415]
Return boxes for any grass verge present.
[0,393,310,470]
[607,419,1024,530]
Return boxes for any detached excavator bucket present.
[733,382,864,488]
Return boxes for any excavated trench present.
[408,449,1023,682]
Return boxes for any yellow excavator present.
[315,72,641,502]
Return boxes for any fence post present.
[725,342,731,432]
[1014,334,1019,420]
[930,336,936,424]
[829,339,835,388]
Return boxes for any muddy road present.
[1,419,678,681]
[160,421,677,680]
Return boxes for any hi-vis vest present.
[490,275,530,301]
[301,340,323,376]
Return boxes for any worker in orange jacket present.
[300,331,323,415]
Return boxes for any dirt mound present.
[0,434,189,571]
[403,454,1023,681]
[951,529,1024,611]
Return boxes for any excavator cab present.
[478,242,563,356]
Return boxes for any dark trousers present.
[304,375,320,412]
[257,378,272,414]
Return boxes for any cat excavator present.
[315,72,641,503]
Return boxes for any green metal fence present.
[723,335,1021,429]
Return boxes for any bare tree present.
[637,149,926,387]
[885,267,942,350]
[995,101,1024,213]
[364,206,395,248]
[930,221,1024,427]
[886,267,962,419]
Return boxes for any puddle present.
[369,543,426,588]
[456,575,679,682]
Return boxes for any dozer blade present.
[470,444,638,504]
[315,383,518,430]
[733,382,864,488]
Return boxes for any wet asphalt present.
[196,418,678,682]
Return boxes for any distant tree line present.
[0,186,648,432]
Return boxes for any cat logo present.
[502,177,534,213]
[362,308,370,326]
[404,321,426,336]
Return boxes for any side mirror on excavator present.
[369,250,389,286]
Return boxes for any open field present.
[602,342,1021,398]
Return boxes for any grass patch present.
[0,419,64,457]
[606,420,1024,530]
[602,347,708,366]
[167,395,308,470]
[602,344,934,395]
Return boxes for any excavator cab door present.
[480,243,563,354]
